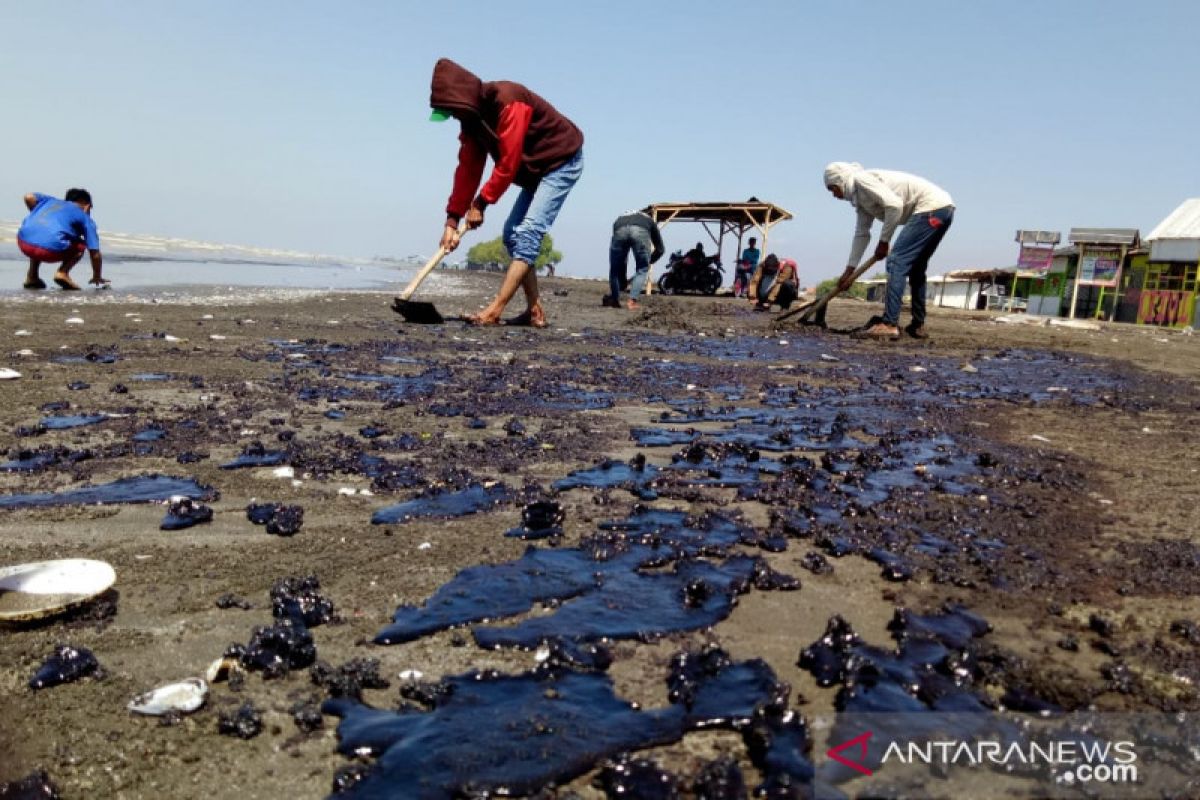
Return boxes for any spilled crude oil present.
[28,645,102,690]
[325,645,817,798]
[371,482,514,525]
[160,498,213,530]
[5,312,1192,799]
[0,475,217,509]
[0,770,61,799]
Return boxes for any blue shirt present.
[741,246,760,269]
[17,194,100,252]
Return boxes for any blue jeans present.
[883,205,954,326]
[609,225,653,301]
[503,149,584,265]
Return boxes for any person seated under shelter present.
[748,254,799,311]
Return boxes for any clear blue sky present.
[3,1,1197,283]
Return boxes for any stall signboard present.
[1137,289,1195,328]
[1016,244,1055,276]
[1077,246,1122,286]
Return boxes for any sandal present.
[504,309,548,328]
[54,275,81,291]
[23,279,47,290]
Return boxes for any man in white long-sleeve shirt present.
[824,162,955,339]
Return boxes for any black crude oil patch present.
[376,507,790,647]
[374,547,602,644]
[324,647,815,799]
[28,644,101,690]
[218,702,264,739]
[227,618,316,679]
[0,446,92,472]
[219,441,287,469]
[271,575,337,627]
[310,658,390,701]
[472,555,758,649]
[0,770,61,799]
[552,455,659,500]
[371,482,514,525]
[504,500,565,540]
[0,475,216,510]
[596,756,679,799]
[160,498,213,531]
[245,503,304,536]
[629,427,698,447]
[37,414,109,431]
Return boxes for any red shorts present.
[18,239,85,263]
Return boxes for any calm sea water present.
[0,256,469,305]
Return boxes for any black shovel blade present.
[392,298,444,325]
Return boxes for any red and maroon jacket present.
[430,58,584,222]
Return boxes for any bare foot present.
[626,299,640,310]
[53,273,81,291]
[463,312,501,326]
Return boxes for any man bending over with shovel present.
[824,162,954,340]
[430,58,584,328]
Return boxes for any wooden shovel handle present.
[397,222,468,302]
[776,255,882,323]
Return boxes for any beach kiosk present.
[1014,230,1065,316]
[1140,199,1200,328]
[1066,228,1140,321]
[642,200,793,294]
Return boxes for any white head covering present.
[823,162,865,205]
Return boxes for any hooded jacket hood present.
[430,58,484,117]
[430,58,584,195]
[824,162,865,205]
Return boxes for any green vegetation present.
[814,270,883,299]
[464,234,562,273]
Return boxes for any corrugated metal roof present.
[1146,199,1200,241]
[1068,228,1140,246]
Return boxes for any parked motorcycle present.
[656,250,724,296]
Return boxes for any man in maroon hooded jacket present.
[430,58,584,327]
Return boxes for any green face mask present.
[429,108,453,122]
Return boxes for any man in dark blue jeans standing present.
[824,162,955,339]
[606,209,664,309]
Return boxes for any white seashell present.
[129,678,207,716]
[16,349,35,356]
[163,335,182,342]
[0,559,115,622]
[960,363,978,373]
[909,366,927,373]
[1030,434,1051,443]
[337,487,357,496]
[65,317,84,324]
[201,314,214,320]
[819,354,840,362]
[398,669,423,680]
[0,368,20,380]
[209,334,226,341]
[14,330,32,336]
[418,542,432,550]
[272,466,295,479]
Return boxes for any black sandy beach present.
[1,274,1199,798]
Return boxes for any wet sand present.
[1,273,1198,798]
